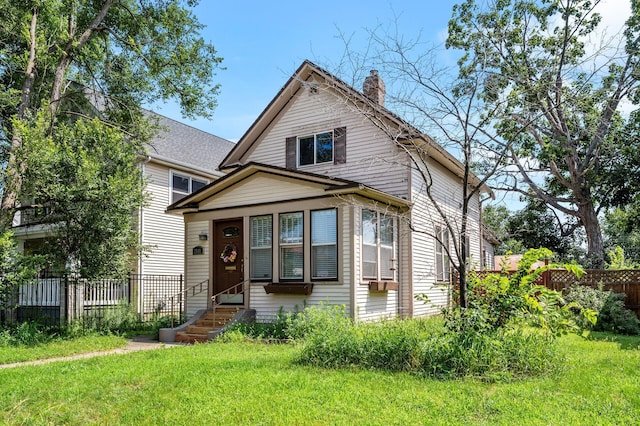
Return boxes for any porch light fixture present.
[199,231,208,241]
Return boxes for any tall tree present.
[327,26,520,307]
[17,112,144,277]
[448,0,640,267]
[0,0,223,229]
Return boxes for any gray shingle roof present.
[146,112,235,175]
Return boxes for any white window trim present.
[279,212,304,281]
[435,225,451,282]
[311,208,338,280]
[297,131,334,167]
[250,215,273,281]
[170,170,209,204]
[361,209,397,282]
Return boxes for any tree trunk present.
[458,264,468,308]
[0,133,26,229]
[580,201,605,268]
[0,8,38,230]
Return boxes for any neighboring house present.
[136,114,235,277]
[11,113,234,319]
[494,254,546,271]
[167,60,492,323]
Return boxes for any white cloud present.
[596,0,631,35]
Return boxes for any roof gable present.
[217,60,492,196]
[166,162,410,213]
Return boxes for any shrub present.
[290,304,561,381]
[285,303,351,341]
[72,299,138,334]
[597,293,640,335]
[565,284,640,335]
[416,327,562,381]
[0,321,56,347]
[464,248,590,337]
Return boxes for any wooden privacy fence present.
[467,269,640,318]
[544,269,640,318]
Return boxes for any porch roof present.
[165,162,412,214]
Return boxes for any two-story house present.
[12,113,234,320]
[165,60,492,335]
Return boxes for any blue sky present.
[153,0,630,147]
[153,0,461,141]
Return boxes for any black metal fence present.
[1,272,183,327]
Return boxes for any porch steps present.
[174,307,241,344]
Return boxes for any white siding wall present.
[140,162,211,276]
[250,284,352,322]
[409,157,483,317]
[244,87,410,199]
[185,220,210,317]
[482,239,496,270]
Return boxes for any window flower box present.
[368,281,399,292]
[264,283,314,295]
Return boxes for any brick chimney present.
[363,70,385,106]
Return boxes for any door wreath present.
[220,244,237,263]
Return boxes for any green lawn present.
[0,333,638,425]
[0,334,126,365]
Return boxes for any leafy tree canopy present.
[448,0,640,266]
[0,0,223,276]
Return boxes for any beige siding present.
[184,220,210,317]
[140,162,212,277]
[352,205,401,321]
[250,284,351,322]
[409,157,483,317]
[244,87,410,199]
[199,174,328,211]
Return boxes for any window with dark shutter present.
[287,127,346,169]
[334,127,346,164]
[285,136,297,169]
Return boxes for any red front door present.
[213,218,244,305]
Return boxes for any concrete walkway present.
[0,335,185,370]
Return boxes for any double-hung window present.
[250,215,272,280]
[311,209,337,280]
[435,226,451,282]
[171,172,207,204]
[298,131,333,166]
[279,212,304,280]
[362,210,397,281]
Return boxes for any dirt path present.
[0,335,185,370]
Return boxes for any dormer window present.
[298,131,333,166]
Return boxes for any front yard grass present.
[0,335,127,365]
[0,332,638,425]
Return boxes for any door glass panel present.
[223,226,240,238]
